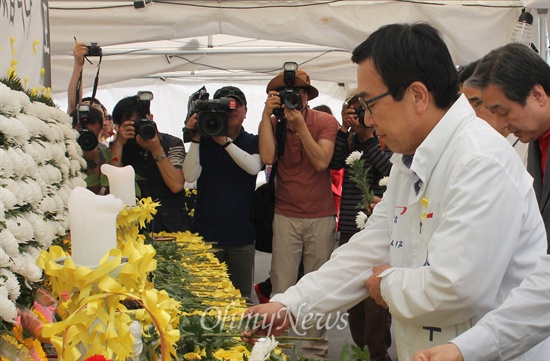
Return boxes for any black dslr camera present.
[133,91,157,141]
[273,62,302,118]
[73,103,101,151]
[86,42,103,57]
[183,86,235,141]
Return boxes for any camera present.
[183,86,236,140]
[194,98,236,137]
[86,42,102,57]
[273,62,302,118]
[73,103,101,151]
[131,91,156,140]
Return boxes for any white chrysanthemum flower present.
[3,179,21,205]
[0,269,21,301]
[7,216,35,243]
[25,101,52,121]
[0,187,18,209]
[54,221,67,236]
[70,176,87,189]
[49,107,72,125]
[11,251,43,282]
[60,123,78,140]
[57,185,70,206]
[0,200,5,222]
[0,247,11,267]
[24,141,45,164]
[43,122,64,142]
[17,113,47,138]
[24,212,50,247]
[0,229,19,258]
[0,114,29,144]
[6,148,25,179]
[0,286,17,323]
[13,88,31,109]
[345,150,363,165]
[249,336,279,361]
[50,194,65,214]
[58,162,70,180]
[38,164,62,185]
[66,140,81,158]
[34,177,49,195]
[130,320,143,361]
[18,147,39,177]
[41,141,55,162]
[51,141,67,163]
[69,158,83,176]
[0,83,22,115]
[38,196,57,214]
[355,211,369,230]
[0,149,15,178]
[379,176,390,187]
[19,179,43,205]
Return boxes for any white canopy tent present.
[48,0,550,138]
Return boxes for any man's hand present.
[114,120,135,146]
[185,113,200,142]
[73,43,89,66]
[241,302,294,344]
[136,131,162,155]
[263,91,281,119]
[412,343,464,361]
[365,264,392,308]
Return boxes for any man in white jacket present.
[244,23,549,361]
[412,254,550,361]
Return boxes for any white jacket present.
[271,95,548,360]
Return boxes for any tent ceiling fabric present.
[48,0,533,93]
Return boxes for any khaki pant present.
[271,213,336,360]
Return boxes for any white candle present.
[101,164,136,206]
[69,187,125,267]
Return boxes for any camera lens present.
[139,123,157,141]
[78,130,99,151]
[198,112,227,137]
[284,93,302,110]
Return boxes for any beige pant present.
[270,213,336,360]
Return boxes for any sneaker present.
[254,283,270,304]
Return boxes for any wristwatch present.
[155,153,167,163]
[222,137,233,149]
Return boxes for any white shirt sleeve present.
[182,142,201,182]
[452,254,550,361]
[225,143,263,175]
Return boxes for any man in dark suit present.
[468,43,550,253]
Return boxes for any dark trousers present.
[340,232,392,361]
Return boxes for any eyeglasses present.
[357,84,410,115]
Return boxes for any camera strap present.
[275,117,286,157]
[89,54,103,103]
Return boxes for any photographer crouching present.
[182,86,263,299]
[110,91,189,233]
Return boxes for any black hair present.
[111,95,151,125]
[458,60,480,85]
[351,22,459,109]
[468,43,550,106]
[70,106,104,127]
[313,104,333,115]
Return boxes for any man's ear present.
[409,81,430,114]
[532,84,548,106]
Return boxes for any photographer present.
[110,93,188,233]
[182,86,262,299]
[259,66,339,360]
[70,104,107,195]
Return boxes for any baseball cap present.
[213,86,247,107]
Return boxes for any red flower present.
[84,355,113,361]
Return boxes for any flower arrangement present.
[0,76,87,329]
